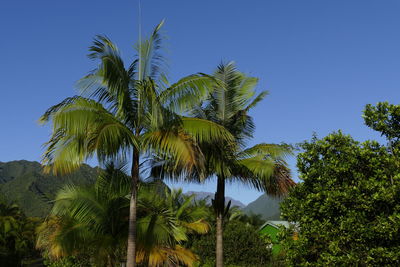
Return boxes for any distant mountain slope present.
[186,191,245,208]
[243,194,284,220]
[0,160,283,219]
[0,160,98,217]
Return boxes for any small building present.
[259,221,291,255]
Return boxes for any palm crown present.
[155,62,294,194]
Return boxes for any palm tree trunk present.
[216,175,225,267]
[126,149,140,267]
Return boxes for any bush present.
[191,221,271,266]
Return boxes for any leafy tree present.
[190,220,271,267]
[280,131,400,266]
[37,163,210,267]
[39,21,232,267]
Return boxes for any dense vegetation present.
[0,201,41,266]
[0,160,277,218]
[37,162,211,266]
[280,103,400,266]
[191,220,271,267]
[4,102,400,266]
[0,170,274,266]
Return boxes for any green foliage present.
[37,163,210,266]
[281,131,400,266]
[364,102,400,146]
[0,200,42,266]
[188,62,294,193]
[43,255,90,267]
[190,221,272,267]
[225,207,265,228]
[167,61,294,267]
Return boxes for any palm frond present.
[181,219,210,234]
[160,74,215,113]
[238,143,293,159]
[244,90,269,111]
[78,35,135,125]
[142,129,205,174]
[135,20,166,81]
[181,117,234,144]
[40,97,137,174]
[234,156,295,196]
[138,245,198,267]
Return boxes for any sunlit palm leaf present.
[238,143,293,159]
[160,74,215,113]
[79,35,136,125]
[181,117,234,144]
[40,97,137,174]
[135,20,166,81]
[143,130,204,174]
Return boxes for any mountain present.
[185,191,245,208]
[0,160,98,217]
[0,160,283,220]
[243,194,284,220]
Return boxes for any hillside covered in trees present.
[0,160,97,217]
[0,160,282,219]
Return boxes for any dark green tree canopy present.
[281,131,400,266]
[364,102,400,147]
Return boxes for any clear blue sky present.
[1,0,399,204]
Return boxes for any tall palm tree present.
[37,162,211,266]
[39,21,232,267]
[153,62,295,266]
[201,62,295,267]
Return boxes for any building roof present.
[259,220,290,230]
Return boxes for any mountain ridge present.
[0,160,98,217]
[0,160,283,220]
[185,191,246,208]
[243,194,283,220]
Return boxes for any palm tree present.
[37,162,211,266]
[39,22,232,267]
[164,188,210,239]
[36,163,130,265]
[153,62,295,266]
[201,62,295,267]
[136,187,210,266]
